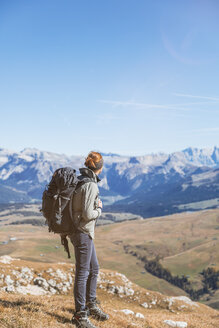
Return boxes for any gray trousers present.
[71,231,99,312]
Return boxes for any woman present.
[70,151,109,328]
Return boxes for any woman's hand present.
[98,199,103,209]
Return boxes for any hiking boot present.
[71,310,98,328]
[87,299,109,321]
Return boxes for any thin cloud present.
[171,101,219,106]
[173,93,219,102]
[99,99,167,108]
[98,100,190,111]
[181,29,197,51]
[98,96,219,114]
[162,33,201,65]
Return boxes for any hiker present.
[70,151,109,328]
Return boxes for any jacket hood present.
[79,167,101,183]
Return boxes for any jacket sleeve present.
[81,182,102,222]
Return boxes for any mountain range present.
[0,146,219,217]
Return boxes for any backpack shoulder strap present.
[68,176,96,225]
[61,234,71,259]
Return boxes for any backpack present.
[41,167,95,258]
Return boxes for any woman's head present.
[84,151,103,174]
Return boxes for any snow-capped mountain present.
[0,146,218,217]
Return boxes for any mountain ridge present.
[0,146,218,217]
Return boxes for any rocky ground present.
[0,255,218,328]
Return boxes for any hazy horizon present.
[1,143,219,158]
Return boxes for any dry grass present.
[0,258,218,328]
[0,289,218,328]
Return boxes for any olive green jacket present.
[70,167,102,239]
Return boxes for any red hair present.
[84,151,103,171]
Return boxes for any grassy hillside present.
[0,207,218,309]
[95,209,219,306]
[0,257,218,328]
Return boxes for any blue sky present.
[0,0,219,156]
